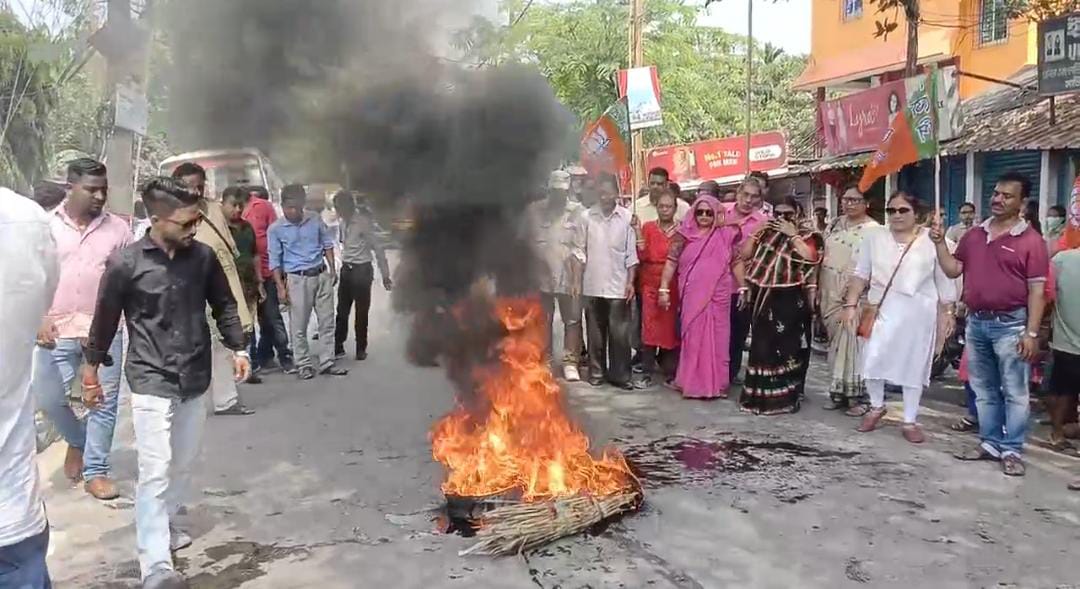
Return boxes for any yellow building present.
[795,0,1075,224]
[796,0,1036,99]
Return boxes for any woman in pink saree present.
[658,195,743,399]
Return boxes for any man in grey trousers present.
[268,185,348,380]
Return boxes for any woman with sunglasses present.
[839,192,957,443]
[738,196,823,414]
[819,186,881,415]
[657,195,743,399]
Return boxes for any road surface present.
[42,275,1080,588]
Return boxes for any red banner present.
[645,131,788,185]
[818,79,908,156]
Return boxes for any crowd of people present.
[2,157,1080,588]
[0,159,391,588]
[531,165,1080,481]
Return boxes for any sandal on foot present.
[1068,480,1080,491]
[950,417,978,433]
[856,408,887,432]
[1001,454,1026,477]
[845,404,871,417]
[822,399,848,411]
[1048,437,1079,457]
[953,445,998,461]
[901,424,926,444]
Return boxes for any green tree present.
[454,0,815,148]
[0,10,57,190]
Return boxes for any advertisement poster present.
[646,131,788,185]
[617,66,663,131]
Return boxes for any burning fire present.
[431,297,633,502]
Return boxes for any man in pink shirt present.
[32,158,131,500]
[242,185,295,373]
[724,178,769,382]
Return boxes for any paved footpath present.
[42,282,1080,588]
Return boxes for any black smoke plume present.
[164,0,573,398]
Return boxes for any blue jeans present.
[964,383,977,420]
[0,528,51,589]
[253,278,292,368]
[967,309,1030,457]
[32,334,124,479]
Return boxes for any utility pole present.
[745,0,753,175]
[98,0,150,218]
[628,0,645,203]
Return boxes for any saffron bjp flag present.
[581,97,632,191]
[858,73,938,193]
[1060,175,1080,252]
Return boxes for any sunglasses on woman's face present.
[695,209,715,218]
[885,206,913,215]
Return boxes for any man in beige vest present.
[172,163,255,417]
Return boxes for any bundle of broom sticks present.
[459,484,643,557]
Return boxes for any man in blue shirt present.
[269,185,348,380]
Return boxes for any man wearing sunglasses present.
[82,177,251,588]
[932,171,1049,477]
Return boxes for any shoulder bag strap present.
[876,229,921,309]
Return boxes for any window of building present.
[842,0,863,21]
[979,0,1009,45]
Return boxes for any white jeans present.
[210,341,239,412]
[131,393,206,579]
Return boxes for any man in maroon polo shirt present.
[931,171,1049,477]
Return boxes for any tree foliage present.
[453,0,815,148]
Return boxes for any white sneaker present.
[563,365,581,382]
[169,527,192,552]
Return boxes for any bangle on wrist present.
[842,302,857,308]
[658,288,670,294]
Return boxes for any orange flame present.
[431,297,632,501]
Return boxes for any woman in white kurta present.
[839,192,957,444]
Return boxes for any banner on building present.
[646,131,788,185]
[580,97,632,191]
[617,66,663,131]
[1038,12,1080,96]
[819,66,960,156]
[858,73,938,192]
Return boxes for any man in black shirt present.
[81,177,250,589]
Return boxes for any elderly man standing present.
[583,172,639,390]
[528,171,587,382]
[172,163,255,416]
[1,187,59,589]
[32,158,131,501]
[269,185,347,380]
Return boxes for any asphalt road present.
[41,276,1080,589]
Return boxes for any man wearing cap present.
[269,184,347,380]
[528,171,587,381]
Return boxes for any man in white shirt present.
[583,173,639,390]
[945,202,977,243]
[0,187,60,589]
[633,166,689,224]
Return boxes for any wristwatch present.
[234,350,251,358]
[1025,331,1039,339]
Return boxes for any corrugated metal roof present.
[944,67,1080,154]
[799,151,871,173]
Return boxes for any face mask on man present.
[1047,217,1066,233]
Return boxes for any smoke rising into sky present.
[164,0,572,395]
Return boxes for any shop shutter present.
[980,151,1041,213]
[942,155,966,226]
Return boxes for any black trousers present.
[335,262,374,354]
[729,294,751,382]
[585,297,632,386]
[253,278,293,367]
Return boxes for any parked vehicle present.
[159,148,286,207]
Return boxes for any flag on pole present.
[858,73,938,193]
[580,96,632,192]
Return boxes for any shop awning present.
[793,29,952,91]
